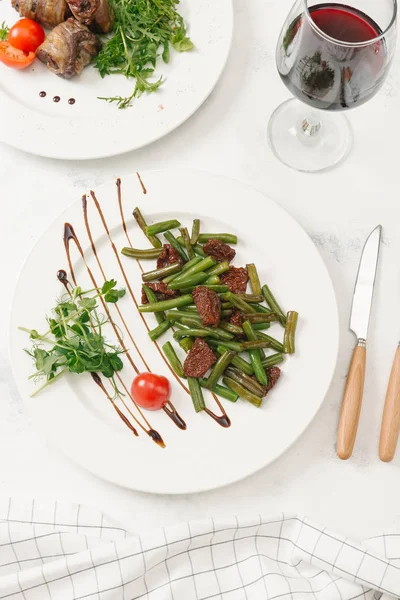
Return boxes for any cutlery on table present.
[379,344,400,462]
[337,225,382,460]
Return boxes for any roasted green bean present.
[173,256,215,283]
[206,261,230,277]
[169,273,209,290]
[173,328,229,341]
[222,292,257,314]
[223,376,262,408]
[177,240,207,257]
[252,322,271,331]
[199,379,238,402]
[215,344,254,375]
[180,226,195,260]
[121,247,162,259]
[163,256,202,284]
[198,233,238,244]
[261,353,285,368]
[247,313,278,324]
[162,342,185,377]
[146,219,181,236]
[256,331,285,353]
[283,311,298,354]
[205,275,221,286]
[225,366,264,397]
[262,284,287,326]
[165,310,201,322]
[133,207,162,248]
[142,263,182,282]
[190,219,201,245]
[178,318,234,341]
[219,322,243,336]
[178,337,194,352]
[188,377,206,412]
[139,295,193,313]
[148,320,172,341]
[142,285,165,324]
[246,263,262,296]
[205,350,236,390]
[164,231,189,263]
[242,320,268,386]
[237,294,264,303]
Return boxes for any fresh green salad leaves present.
[0,22,9,41]
[21,280,126,396]
[96,0,194,108]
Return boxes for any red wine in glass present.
[278,3,388,111]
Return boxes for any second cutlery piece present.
[379,345,400,462]
[337,225,382,460]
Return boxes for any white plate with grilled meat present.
[0,0,232,159]
[9,170,339,494]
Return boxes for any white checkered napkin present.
[0,500,398,600]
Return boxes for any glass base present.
[268,98,353,173]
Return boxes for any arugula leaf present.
[95,0,194,108]
[0,22,9,41]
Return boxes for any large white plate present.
[9,170,338,494]
[0,0,232,159]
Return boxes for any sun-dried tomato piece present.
[203,238,236,263]
[192,286,221,328]
[183,338,217,378]
[156,244,183,269]
[220,267,249,294]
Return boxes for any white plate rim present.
[8,169,339,494]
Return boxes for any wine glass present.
[268,0,397,172]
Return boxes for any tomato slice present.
[0,41,35,70]
[131,373,171,411]
[8,19,45,53]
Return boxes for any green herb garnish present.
[0,22,9,41]
[21,280,126,397]
[96,0,194,108]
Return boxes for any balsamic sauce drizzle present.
[39,91,46,98]
[82,196,150,372]
[91,373,139,437]
[117,176,230,429]
[116,178,190,406]
[89,185,187,429]
[68,98,76,105]
[53,96,60,103]
[136,172,147,195]
[62,222,164,445]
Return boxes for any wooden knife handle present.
[337,341,366,460]
[379,345,400,462]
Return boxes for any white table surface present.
[1,0,400,543]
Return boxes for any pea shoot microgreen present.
[20,279,126,397]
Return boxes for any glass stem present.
[301,111,322,137]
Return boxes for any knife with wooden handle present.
[337,226,381,460]
[379,345,400,462]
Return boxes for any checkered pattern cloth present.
[0,499,398,600]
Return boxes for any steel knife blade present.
[350,225,382,342]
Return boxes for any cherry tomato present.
[0,41,35,69]
[8,19,45,53]
[131,373,171,411]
